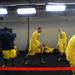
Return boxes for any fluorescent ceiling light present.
[17,8,36,15]
[0,8,8,15]
[47,2,75,5]
[46,4,66,12]
[47,2,65,5]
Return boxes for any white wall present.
[0,15,75,50]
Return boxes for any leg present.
[24,54,29,64]
[36,53,46,64]
[2,50,10,67]
[24,54,35,65]
[2,59,9,67]
[10,58,16,66]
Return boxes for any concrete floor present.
[0,49,73,75]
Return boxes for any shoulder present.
[71,35,75,39]
[33,31,38,35]
[61,31,66,35]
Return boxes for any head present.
[59,27,63,38]
[9,28,13,33]
[59,27,63,33]
[3,27,8,32]
[37,27,42,33]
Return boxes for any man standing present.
[57,27,67,55]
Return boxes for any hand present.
[39,45,42,49]
[60,52,64,56]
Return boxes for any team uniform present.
[66,35,75,75]
[42,44,54,53]
[28,31,42,55]
[66,35,75,67]
[57,31,67,54]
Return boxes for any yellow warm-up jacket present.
[42,44,54,53]
[57,31,67,53]
[28,31,41,55]
[66,35,75,67]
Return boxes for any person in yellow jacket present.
[42,44,54,54]
[28,28,42,55]
[66,35,75,75]
[25,27,46,64]
[57,28,67,55]
[66,35,75,66]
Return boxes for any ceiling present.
[0,0,75,5]
[0,0,75,18]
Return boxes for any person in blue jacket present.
[1,27,17,67]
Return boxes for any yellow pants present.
[2,49,17,59]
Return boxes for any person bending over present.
[25,27,46,64]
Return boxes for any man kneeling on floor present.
[25,27,47,64]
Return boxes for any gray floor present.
[0,49,73,75]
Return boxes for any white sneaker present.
[2,65,6,67]
[58,57,62,61]
[41,60,46,64]
[24,61,28,64]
